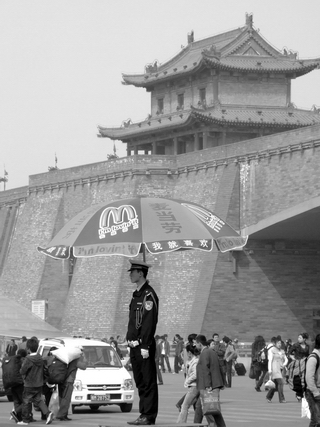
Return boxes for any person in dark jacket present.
[126,259,159,426]
[173,334,184,374]
[194,335,226,427]
[2,349,27,423]
[19,338,53,425]
[56,347,87,421]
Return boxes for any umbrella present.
[37,197,247,260]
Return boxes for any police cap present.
[127,259,152,272]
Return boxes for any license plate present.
[91,394,110,401]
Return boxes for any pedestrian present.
[6,339,18,356]
[305,333,320,427]
[251,335,267,392]
[19,338,53,425]
[288,332,310,401]
[2,348,27,423]
[176,333,197,411]
[194,335,226,427]
[155,336,163,385]
[176,343,200,423]
[173,334,184,374]
[223,336,236,388]
[126,259,159,426]
[266,337,288,404]
[210,333,227,386]
[160,334,172,373]
[55,346,87,421]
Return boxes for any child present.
[19,338,53,425]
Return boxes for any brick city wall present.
[0,124,319,341]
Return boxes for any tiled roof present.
[122,22,320,87]
[98,111,193,139]
[202,55,319,75]
[98,106,320,140]
[191,106,320,128]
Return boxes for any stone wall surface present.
[0,124,319,341]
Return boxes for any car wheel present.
[89,405,100,411]
[120,403,133,413]
[71,405,76,414]
[7,395,13,402]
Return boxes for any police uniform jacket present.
[127,280,159,350]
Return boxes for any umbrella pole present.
[142,243,146,262]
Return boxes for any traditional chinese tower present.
[98,14,320,153]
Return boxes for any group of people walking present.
[251,332,320,426]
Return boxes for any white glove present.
[141,349,149,359]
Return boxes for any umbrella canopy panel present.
[38,197,247,259]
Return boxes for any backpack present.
[257,345,273,366]
[287,353,320,393]
[1,356,23,389]
[45,357,68,385]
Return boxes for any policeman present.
[126,259,159,426]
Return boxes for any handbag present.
[48,388,60,417]
[265,379,276,390]
[200,389,221,416]
[249,363,255,379]
[301,397,311,419]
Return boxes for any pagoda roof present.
[122,15,320,87]
[98,105,320,140]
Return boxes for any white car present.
[37,337,134,413]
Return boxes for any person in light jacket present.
[266,338,288,404]
[305,333,320,427]
[177,344,199,423]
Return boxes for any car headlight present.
[123,379,133,390]
[73,380,83,391]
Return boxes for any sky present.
[1,0,320,190]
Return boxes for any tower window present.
[157,98,164,114]
[199,88,206,102]
[177,93,184,110]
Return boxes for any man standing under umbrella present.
[126,260,159,426]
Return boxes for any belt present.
[128,340,140,348]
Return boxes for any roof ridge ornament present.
[202,44,221,59]
[187,30,194,44]
[283,48,298,59]
[145,60,158,74]
[245,12,253,29]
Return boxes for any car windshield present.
[82,346,122,368]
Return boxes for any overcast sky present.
[1,0,320,190]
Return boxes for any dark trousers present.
[305,389,320,427]
[21,386,49,423]
[160,354,171,372]
[266,378,285,402]
[57,381,74,418]
[174,355,182,373]
[155,358,163,384]
[256,365,268,389]
[130,341,158,421]
[195,390,226,427]
[225,360,233,387]
[11,384,24,421]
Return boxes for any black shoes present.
[57,416,72,421]
[255,386,261,392]
[127,416,155,425]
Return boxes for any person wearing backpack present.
[251,335,266,392]
[2,349,27,423]
[305,333,320,427]
[288,332,310,402]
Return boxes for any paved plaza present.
[0,366,309,427]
